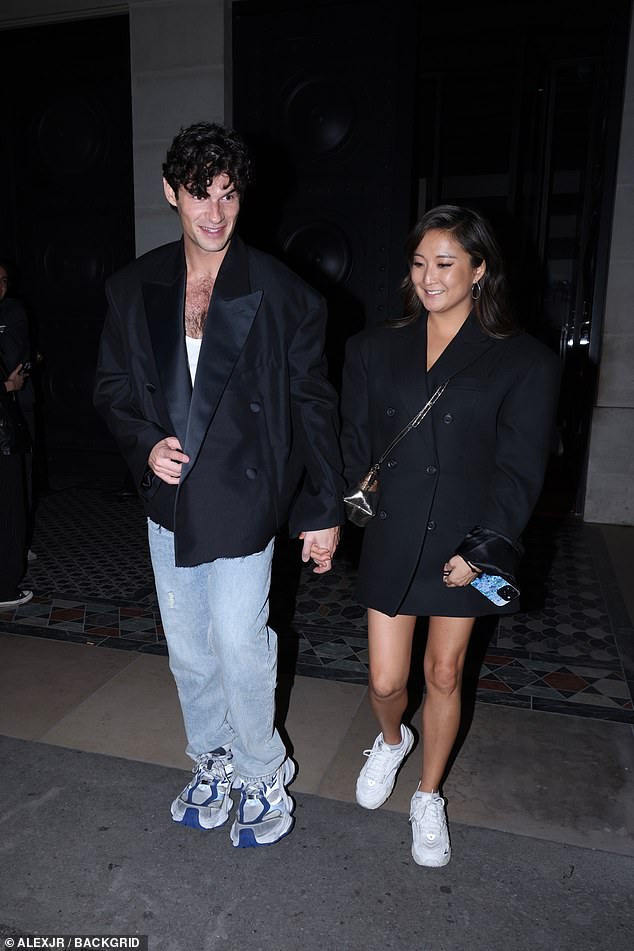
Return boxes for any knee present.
[369,672,407,702]
[211,610,274,658]
[424,659,461,696]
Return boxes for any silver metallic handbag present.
[343,380,448,527]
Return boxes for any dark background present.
[0,0,631,516]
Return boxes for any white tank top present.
[185,335,202,384]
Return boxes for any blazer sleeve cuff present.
[454,525,524,587]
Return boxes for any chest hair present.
[184,275,215,338]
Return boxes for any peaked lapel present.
[388,316,436,455]
[181,237,263,481]
[389,311,496,457]
[426,310,496,392]
[142,242,191,447]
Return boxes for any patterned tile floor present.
[1,472,633,724]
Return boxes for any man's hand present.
[4,364,25,393]
[148,436,190,485]
[299,526,341,574]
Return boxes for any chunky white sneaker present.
[171,748,236,830]
[356,724,414,809]
[230,758,296,848]
[410,791,451,867]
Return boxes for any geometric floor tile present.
[1,478,632,723]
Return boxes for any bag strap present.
[375,379,449,465]
[358,380,449,489]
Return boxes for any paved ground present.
[1,736,632,951]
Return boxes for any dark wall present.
[234,0,631,515]
[232,0,419,388]
[0,16,135,458]
[413,0,631,514]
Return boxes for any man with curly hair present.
[94,121,344,848]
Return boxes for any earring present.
[471,281,481,300]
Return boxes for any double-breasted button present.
[146,383,156,393]
[379,510,388,519]
[245,468,257,480]
[386,407,396,417]
[249,402,261,413]
[443,413,454,424]
[426,465,438,475]
[387,459,397,469]
[427,520,436,531]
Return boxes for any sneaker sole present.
[0,590,34,609]
[411,845,451,868]
[171,794,233,830]
[231,813,295,848]
[356,727,415,810]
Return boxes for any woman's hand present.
[442,554,480,588]
[299,527,341,574]
[3,364,25,393]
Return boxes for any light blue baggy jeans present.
[147,519,286,782]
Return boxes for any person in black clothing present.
[0,258,38,563]
[340,206,560,867]
[93,122,343,848]
[0,259,33,608]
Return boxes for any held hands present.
[299,526,341,574]
[148,436,190,485]
[442,554,481,588]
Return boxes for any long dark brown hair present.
[394,205,519,338]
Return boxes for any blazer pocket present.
[448,377,485,391]
[141,386,166,425]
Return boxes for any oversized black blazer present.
[94,235,344,566]
[340,312,561,617]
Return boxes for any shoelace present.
[242,778,267,799]
[193,753,232,784]
[362,741,400,782]
[410,797,444,836]
[241,765,283,799]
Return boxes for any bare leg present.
[419,615,475,792]
[367,608,417,744]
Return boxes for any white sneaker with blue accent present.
[171,747,236,830]
[356,724,414,809]
[230,758,296,848]
[410,791,451,867]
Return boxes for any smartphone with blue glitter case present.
[470,573,520,606]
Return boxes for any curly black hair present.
[162,121,254,200]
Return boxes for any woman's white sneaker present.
[409,791,451,867]
[356,724,414,809]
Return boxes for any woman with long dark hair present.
[340,205,560,867]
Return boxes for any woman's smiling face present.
[410,229,486,323]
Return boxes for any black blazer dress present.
[340,312,560,617]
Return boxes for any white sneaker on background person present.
[0,589,33,610]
